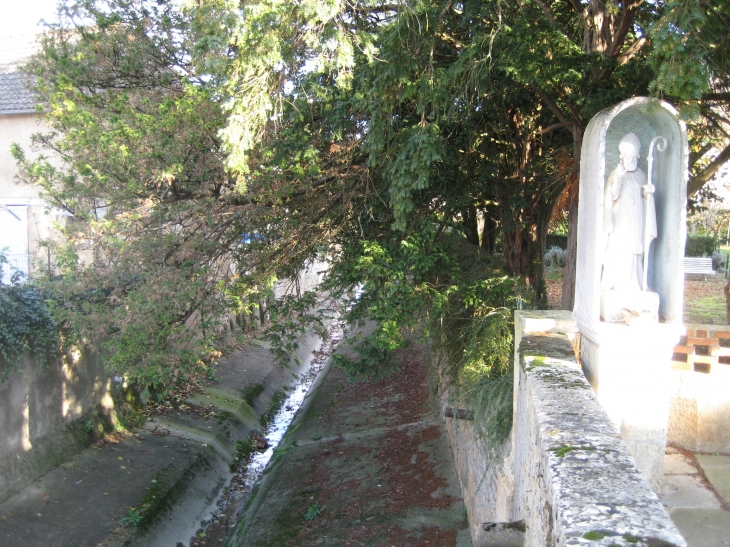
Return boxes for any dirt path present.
[229,346,472,547]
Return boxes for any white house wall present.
[0,111,63,279]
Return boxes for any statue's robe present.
[602,167,657,291]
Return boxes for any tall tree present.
[16,0,730,385]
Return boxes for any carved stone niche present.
[574,97,688,332]
[572,97,689,491]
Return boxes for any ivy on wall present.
[0,261,58,378]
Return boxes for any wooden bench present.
[683,257,716,276]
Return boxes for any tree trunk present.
[561,126,584,310]
[481,211,498,254]
[462,205,480,246]
[502,208,552,307]
[561,198,579,310]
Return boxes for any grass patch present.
[230,436,256,471]
[271,441,297,465]
[241,383,264,407]
[260,390,286,427]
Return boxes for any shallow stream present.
[186,320,343,546]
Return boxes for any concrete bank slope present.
[0,332,325,547]
[228,345,473,547]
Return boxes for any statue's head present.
[618,133,641,172]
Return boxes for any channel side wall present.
[0,344,116,504]
[445,310,686,547]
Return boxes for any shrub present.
[686,235,717,257]
[546,234,568,250]
[0,282,58,378]
[711,250,726,272]
[544,246,566,270]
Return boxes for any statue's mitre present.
[618,133,641,156]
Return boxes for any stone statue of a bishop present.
[601,133,657,292]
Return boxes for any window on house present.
[0,204,29,284]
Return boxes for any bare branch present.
[690,143,714,168]
[616,36,647,65]
[530,83,569,124]
[436,31,463,49]
[533,0,559,29]
[688,143,730,196]
[703,92,730,102]
[538,121,579,135]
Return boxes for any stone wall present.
[443,417,514,544]
[0,345,116,503]
[446,311,686,547]
[669,324,730,453]
[513,311,684,546]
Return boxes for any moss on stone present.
[551,445,596,458]
[241,383,264,407]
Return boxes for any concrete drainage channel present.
[128,319,343,547]
[0,317,345,547]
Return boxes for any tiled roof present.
[0,35,41,113]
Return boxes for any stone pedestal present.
[600,289,659,324]
[580,321,681,491]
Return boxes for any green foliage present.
[264,291,327,367]
[241,383,265,407]
[649,1,728,101]
[328,223,458,380]
[271,441,297,465]
[551,445,596,458]
[14,0,263,388]
[260,390,286,427]
[429,239,531,458]
[438,308,517,458]
[230,438,255,471]
[0,263,58,378]
[15,0,729,393]
[304,502,323,521]
[686,235,717,257]
[545,234,568,251]
[120,508,143,527]
[80,418,95,433]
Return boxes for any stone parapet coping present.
[513,310,686,546]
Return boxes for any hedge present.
[685,235,717,257]
[546,234,568,250]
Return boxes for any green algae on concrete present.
[188,386,260,429]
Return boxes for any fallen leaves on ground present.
[544,271,729,325]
